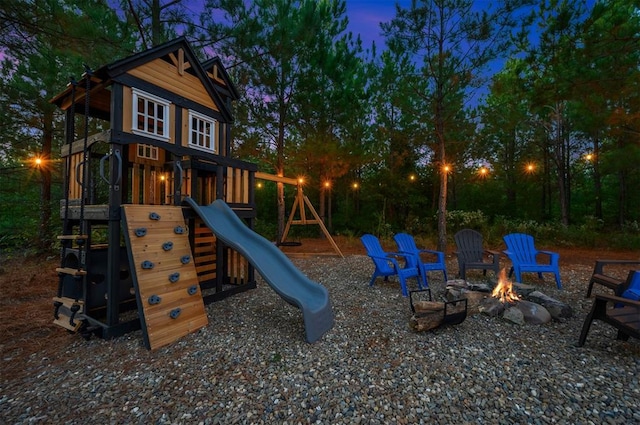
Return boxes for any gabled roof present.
[201,56,240,101]
[51,37,236,122]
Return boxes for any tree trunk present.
[506,128,517,209]
[551,104,569,226]
[618,169,626,228]
[38,108,53,252]
[276,111,286,243]
[437,169,447,252]
[592,137,602,219]
[152,0,162,46]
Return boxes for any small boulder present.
[515,300,552,324]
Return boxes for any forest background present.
[1,0,639,255]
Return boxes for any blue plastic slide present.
[183,198,334,343]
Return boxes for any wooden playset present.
[50,38,259,349]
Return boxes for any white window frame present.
[188,110,217,154]
[137,144,158,160]
[132,88,170,140]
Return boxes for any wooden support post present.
[257,172,344,258]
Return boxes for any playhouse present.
[50,38,260,348]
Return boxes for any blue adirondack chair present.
[360,234,421,297]
[393,233,447,288]
[502,233,562,289]
[621,270,640,301]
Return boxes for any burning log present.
[492,269,521,303]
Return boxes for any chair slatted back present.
[361,234,393,273]
[393,233,421,268]
[454,229,484,262]
[504,233,538,264]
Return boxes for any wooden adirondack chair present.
[585,259,640,298]
[453,229,501,280]
[578,271,640,347]
[393,233,447,288]
[360,234,422,297]
[502,233,562,289]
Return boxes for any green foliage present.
[1,0,639,256]
[445,210,489,234]
[0,168,62,254]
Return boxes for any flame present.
[491,268,521,304]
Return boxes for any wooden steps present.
[57,234,88,240]
[52,296,85,332]
[55,267,87,276]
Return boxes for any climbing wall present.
[122,205,208,350]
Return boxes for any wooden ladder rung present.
[57,235,88,240]
[53,296,85,307]
[56,267,87,276]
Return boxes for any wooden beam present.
[178,48,185,75]
[255,171,299,186]
[303,195,344,258]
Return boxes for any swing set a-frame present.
[255,172,344,258]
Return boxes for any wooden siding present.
[67,152,84,200]
[127,144,167,205]
[227,249,248,285]
[225,166,250,204]
[193,219,216,284]
[127,58,218,111]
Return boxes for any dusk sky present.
[344,0,409,49]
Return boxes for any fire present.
[491,268,521,304]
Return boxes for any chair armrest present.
[593,259,640,275]
[374,252,413,267]
[538,250,560,263]
[417,248,442,255]
[386,252,412,260]
[416,249,445,262]
[484,250,501,263]
[595,293,640,308]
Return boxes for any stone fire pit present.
[444,273,573,326]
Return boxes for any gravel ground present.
[1,254,639,424]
